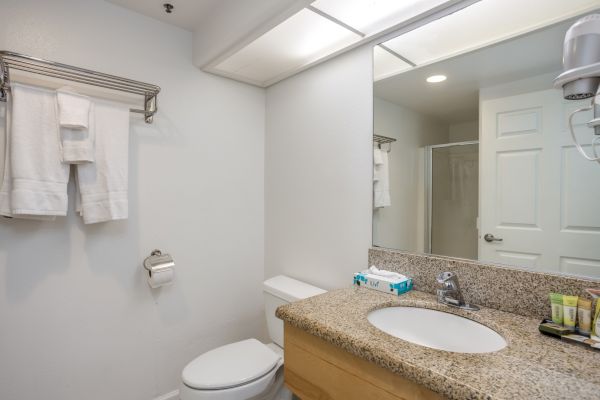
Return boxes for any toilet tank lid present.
[263,275,326,302]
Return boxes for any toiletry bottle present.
[593,297,600,340]
[563,295,578,332]
[586,289,600,340]
[577,298,592,336]
[550,293,563,325]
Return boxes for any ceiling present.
[374,18,576,124]
[105,0,223,31]
[106,0,600,88]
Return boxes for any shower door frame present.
[424,140,479,254]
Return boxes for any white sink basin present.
[367,307,507,353]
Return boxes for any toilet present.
[179,275,326,400]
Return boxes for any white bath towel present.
[76,98,129,224]
[0,83,69,217]
[373,149,391,208]
[57,88,94,164]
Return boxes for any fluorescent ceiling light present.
[213,8,361,85]
[312,0,451,36]
[373,46,413,81]
[426,74,447,83]
[382,0,600,67]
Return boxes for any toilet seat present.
[182,339,281,390]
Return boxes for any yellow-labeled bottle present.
[563,295,578,332]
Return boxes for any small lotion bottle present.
[578,298,592,335]
[550,293,563,325]
[563,295,579,332]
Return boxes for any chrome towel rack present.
[0,51,160,123]
[374,134,396,151]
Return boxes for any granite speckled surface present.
[277,287,600,400]
[369,248,600,319]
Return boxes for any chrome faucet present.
[436,272,479,311]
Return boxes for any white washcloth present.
[57,88,94,164]
[57,88,90,129]
[373,148,384,166]
[76,98,129,224]
[373,150,390,208]
[0,83,69,217]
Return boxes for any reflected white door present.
[480,89,600,278]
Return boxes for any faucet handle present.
[436,271,455,284]
[437,271,460,291]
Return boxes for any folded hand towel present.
[57,88,94,164]
[76,98,129,224]
[373,148,384,166]
[0,83,69,217]
[57,88,90,129]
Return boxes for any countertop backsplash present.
[369,247,600,319]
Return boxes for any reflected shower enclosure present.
[426,142,479,260]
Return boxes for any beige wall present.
[448,120,478,142]
[373,97,449,252]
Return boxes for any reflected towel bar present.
[374,134,396,151]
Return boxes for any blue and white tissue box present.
[353,270,413,296]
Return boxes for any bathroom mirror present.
[372,5,600,279]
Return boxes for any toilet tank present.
[263,275,326,347]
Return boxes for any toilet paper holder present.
[143,249,174,275]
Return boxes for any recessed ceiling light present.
[426,74,446,83]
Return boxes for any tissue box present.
[353,272,413,296]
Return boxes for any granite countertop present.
[276,287,600,400]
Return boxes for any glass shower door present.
[427,142,479,260]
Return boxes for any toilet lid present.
[182,339,281,390]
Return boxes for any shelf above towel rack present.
[0,51,161,123]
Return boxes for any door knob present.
[484,233,503,242]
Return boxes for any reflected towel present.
[374,150,391,208]
[374,148,384,166]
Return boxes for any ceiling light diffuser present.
[383,0,600,66]
[373,46,413,81]
[213,8,361,85]
[312,0,451,36]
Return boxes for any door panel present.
[496,107,542,138]
[560,145,600,232]
[495,150,540,228]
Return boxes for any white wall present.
[264,46,373,290]
[372,97,449,252]
[448,120,478,142]
[0,1,266,400]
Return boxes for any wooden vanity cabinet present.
[283,323,445,400]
